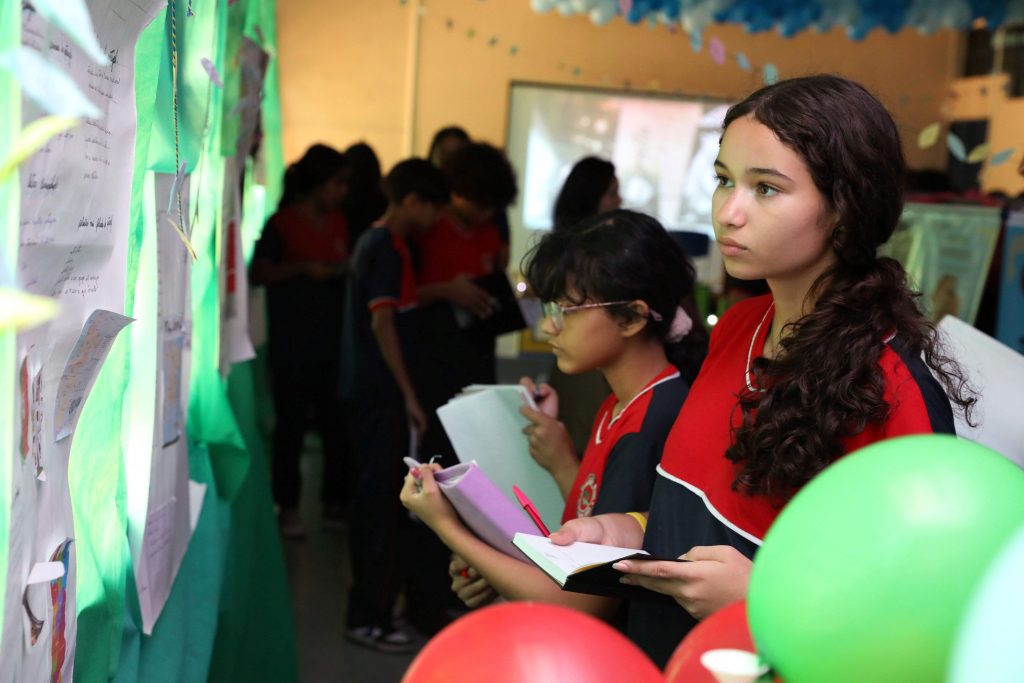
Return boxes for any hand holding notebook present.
[512,533,686,603]
[404,457,539,561]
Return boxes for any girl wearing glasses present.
[401,209,706,621]
[550,75,974,667]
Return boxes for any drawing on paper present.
[48,539,72,683]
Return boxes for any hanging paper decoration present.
[988,148,1016,166]
[528,0,1023,38]
[947,132,967,162]
[689,30,702,52]
[762,63,779,85]
[709,36,726,64]
[967,143,991,164]
[736,51,751,70]
[918,123,941,149]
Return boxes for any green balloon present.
[747,435,1024,683]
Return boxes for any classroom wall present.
[947,73,1024,195]
[276,0,964,171]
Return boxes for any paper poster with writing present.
[133,172,194,634]
[4,1,165,680]
[53,309,133,441]
[880,203,1002,325]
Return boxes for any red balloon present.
[665,600,782,683]
[402,602,665,683]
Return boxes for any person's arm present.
[400,466,619,619]
[371,305,427,435]
[519,405,578,499]
[251,259,334,285]
[613,546,753,621]
[448,554,498,608]
[416,275,495,317]
[249,217,343,285]
[549,512,647,549]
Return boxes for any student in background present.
[550,75,975,667]
[251,144,350,538]
[401,141,519,635]
[427,125,470,173]
[546,156,624,457]
[400,210,706,626]
[552,156,622,231]
[414,141,519,462]
[342,141,388,252]
[340,158,449,652]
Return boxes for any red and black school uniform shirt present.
[562,365,689,526]
[413,210,503,285]
[413,210,505,398]
[253,206,348,370]
[628,294,956,667]
[339,225,418,404]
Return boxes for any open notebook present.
[513,533,684,603]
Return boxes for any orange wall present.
[277,0,963,170]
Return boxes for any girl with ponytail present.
[551,75,974,667]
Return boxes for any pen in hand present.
[513,484,551,536]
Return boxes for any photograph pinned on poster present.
[53,310,133,442]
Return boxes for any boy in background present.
[405,142,517,635]
[414,142,518,459]
[340,158,448,651]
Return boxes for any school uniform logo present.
[576,473,598,517]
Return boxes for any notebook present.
[437,386,563,530]
[405,458,538,560]
[513,533,684,603]
[451,271,529,340]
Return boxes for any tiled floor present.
[281,444,419,683]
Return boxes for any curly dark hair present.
[446,142,518,210]
[722,75,975,502]
[523,209,708,384]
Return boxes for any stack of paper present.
[437,385,562,530]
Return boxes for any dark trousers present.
[270,365,348,510]
[346,398,413,628]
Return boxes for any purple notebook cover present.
[435,462,541,561]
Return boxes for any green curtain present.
[113,0,297,680]
[0,1,295,677]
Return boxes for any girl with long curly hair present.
[551,74,974,666]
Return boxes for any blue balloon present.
[949,524,1024,683]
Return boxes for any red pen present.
[513,485,551,536]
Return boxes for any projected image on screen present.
[507,83,730,237]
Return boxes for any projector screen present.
[504,81,732,285]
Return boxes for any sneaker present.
[344,623,421,654]
[277,509,306,539]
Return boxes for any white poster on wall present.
[134,172,195,635]
[3,1,164,680]
[881,203,1002,325]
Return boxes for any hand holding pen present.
[519,375,557,418]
